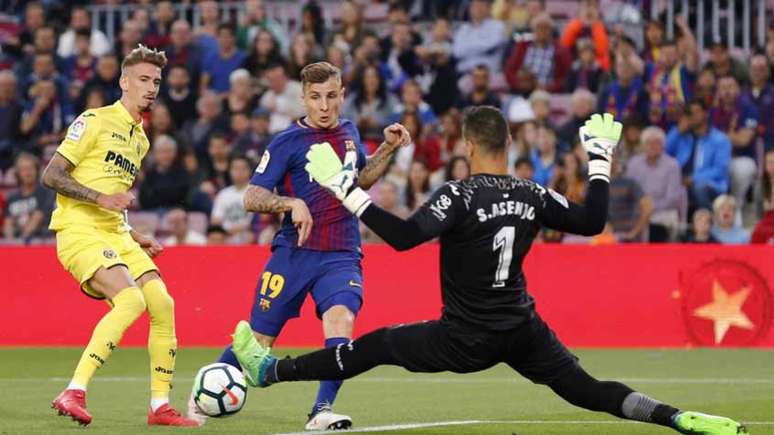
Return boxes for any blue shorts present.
[249,247,364,336]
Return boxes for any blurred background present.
[0,0,773,247]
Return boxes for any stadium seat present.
[128,211,161,236]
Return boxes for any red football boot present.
[147,403,200,427]
[51,389,92,426]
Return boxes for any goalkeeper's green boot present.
[673,411,748,435]
[231,320,276,388]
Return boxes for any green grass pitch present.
[0,347,772,434]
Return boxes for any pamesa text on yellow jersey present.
[49,101,149,232]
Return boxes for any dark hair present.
[462,106,510,154]
[687,98,708,113]
[207,224,226,235]
[74,27,91,39]
[229,154,252,170]
[400,110,422,138]
[514,156,534,170]
[763,149,774,203]
[14,152,41,185]
[354,63,387,108]
[217,22,236,36]
[660,38,678,48]
[405,159,430,210]
[302,1,325,45]
[444,156,470,182]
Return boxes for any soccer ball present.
[191,363,247,417]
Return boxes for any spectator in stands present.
[642,19,664,64]
[381,21,421,93]
[455,64,500,109]
[160,64,198,129]
[140,135,191,211]
[287,34,320,81]
[416,18,459,115]
[390,79,437,127]
[57,6,111,58]
[165,20,203,88]
[565,39,606,93]
[528,90,556,131]
[557,89,596,149]
[20,80,69,153]
[332,0,367,51]
[224,69,258,116]
[560,0,610,72]
[2,153,54,242]
[552,153,587,202]
[162,207,207,246]
[346,31,381,85]
[393,111,442,179]
[626,126,685,242]
[259,63,304,134]
[617,116,644,165]
[706,40,750,87]
[492,0,544,35]
[243,29,285,79]
[211,156,254,244]
[0,71,23,172]
[343,63,398,144]
[200,24,246,94]
[63,29,96,88]
[206,224,228,245]
[445,155,470,182]
[597,56,649,122]
[361,180,409,243]
[83,54,121,104]
[711,75,759,214]
[666,100,731,213]
[711,195,750,244]
[439,109,465,160]
[694,68,717,107]
[505,12,571,94]
[237,0,289,54]
[300,1,327,49]
[746,54,774,151]
[17,2,46,56]
[232,107,272,164]
[530,125,559,187]
[228,112,251,148]
[205,133,233,192]
[20,51,67,104]
[681,208,718,243]
[514,156,535,180]
[130,9,152,42]
[453,0,506,76]
[83,87,107,111]
[17,26,64,80]
[405,159,432,212]
[609,158,654,242]
[116,20,144,63]
[181,91,228,161]
[752,150,774,243]
[194,0,221,58]
[144,1,176,49]
[148,103,176,143]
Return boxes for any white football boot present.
[186,394,208,426]
[304,405,352,431]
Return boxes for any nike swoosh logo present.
[348,280,362,288]
[222,385,239,406]
[583,134,593,142]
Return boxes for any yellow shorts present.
[56,226,158,299]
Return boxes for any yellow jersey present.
[49,100,150,232]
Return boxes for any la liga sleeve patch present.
[256,150,271,174]
[66,117,87,142]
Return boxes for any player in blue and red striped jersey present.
[187,61,410,430]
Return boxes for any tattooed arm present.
[358,123,412,190]
[243,185,313,246]
[41,153,134,211]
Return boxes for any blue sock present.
[311,337,349,415]
[218,345,242,371]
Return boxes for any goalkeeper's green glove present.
[305,142,372,216]
[579,113,622,182]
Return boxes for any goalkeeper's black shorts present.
[382,313,579,385]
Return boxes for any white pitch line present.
[273,420,774,435]
[2,376,774,385]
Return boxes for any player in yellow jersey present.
[42,45,198,427]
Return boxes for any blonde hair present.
[300,61,341,88]
[121,44,167,72]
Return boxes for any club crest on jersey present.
[103,249,117,259]
[345,140,355,152]
[66,117,87,141]
[256,150,270,174]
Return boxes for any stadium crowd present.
[1,0,773,246]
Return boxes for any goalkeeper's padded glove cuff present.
[587,158,611,183]
[342,187,373,217]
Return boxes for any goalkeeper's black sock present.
[548,366,680,427]
[268,328,396,384]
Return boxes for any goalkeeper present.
[233,108,746,435]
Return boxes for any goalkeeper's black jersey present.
[360,174,609,331]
